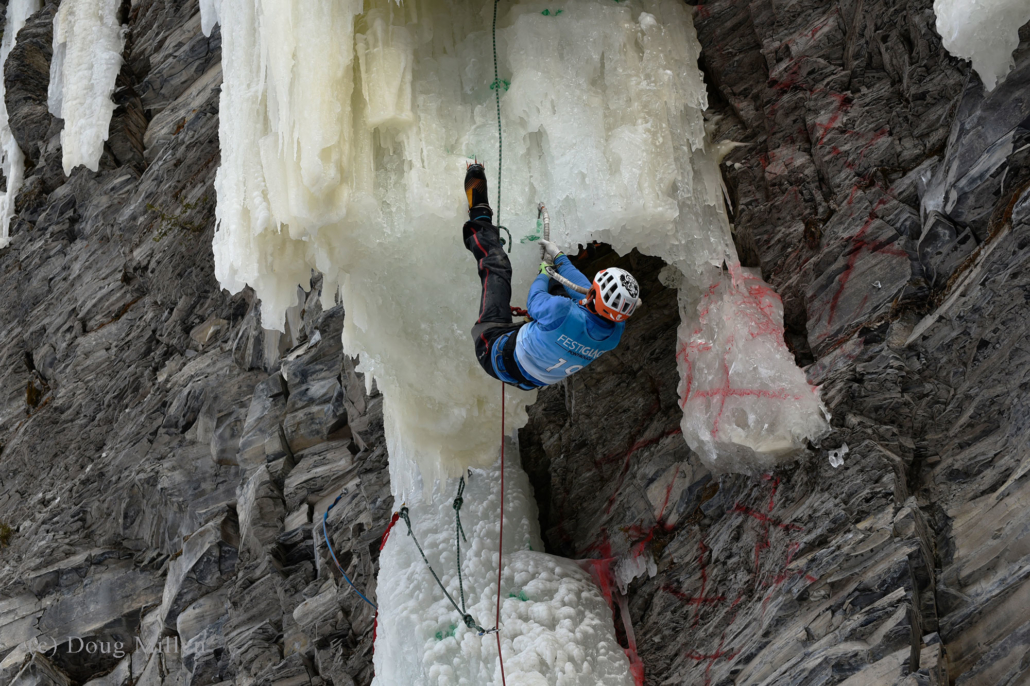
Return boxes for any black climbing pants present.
[464,216,536,388]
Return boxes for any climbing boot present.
[465,163,493,220]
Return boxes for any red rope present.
[373,512,400,663]
[496,382,507,685]
[379,512,400,551]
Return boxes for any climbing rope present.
[454,477,469,613]
[399,505,496,635]
[492,3,510,678]
[492,0,504,228]
[498,224,513,253]
[496,382,507,685]
[489,0,515,257]
[323,495,379,610]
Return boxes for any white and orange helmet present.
[585,268,640,322]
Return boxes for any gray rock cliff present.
[0,0,1028,684]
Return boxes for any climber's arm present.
[551,254,592,299]
[526,273,573,331]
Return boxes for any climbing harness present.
[323,495,379,610]
[538,203,590,295]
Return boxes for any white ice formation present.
[48,0,126,175]
[208,0,828,682]
[0,0,43,248]
[677,264,830,472]
[373,443,635,685]
[934,0,1030,91]
[199,0,221,37]
[209,0,826,485]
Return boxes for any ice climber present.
[462,163,641,390]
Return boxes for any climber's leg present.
[465,215,518,380]
[465,219,513,327]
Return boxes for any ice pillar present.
[373,442,635,685]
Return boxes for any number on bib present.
[546,358,568,372]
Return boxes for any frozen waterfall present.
[207,0,826,485]
[206,0,828,682]
[0,0,43,248]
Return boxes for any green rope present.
[399,506,496,635]
[492,0,504,228]
[454,477,468,613]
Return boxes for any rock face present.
[0,0,1028,685]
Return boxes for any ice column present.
[0,0,43,248]
[48,0,125,174]
[934,0,1030,91]
[373,444,634,685]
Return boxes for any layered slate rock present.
[0,0,1029,685]
[4,5,55,166]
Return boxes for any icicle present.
[48,0,126,175]
[0,0,43,248]
[199,0,221,37]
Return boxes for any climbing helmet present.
[585,267,640,323]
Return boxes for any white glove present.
[539,239,563,265]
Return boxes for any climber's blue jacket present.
[509,255,624,387]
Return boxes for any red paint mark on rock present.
[656,464,681,523]
[730,504,805,532]
[664,537,727,627]
[684,634,739,686]
[603,424,684,515]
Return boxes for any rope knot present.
[462,614,478,629]
[452,497,463,511]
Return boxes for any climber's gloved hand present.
[539,262,551,275]
[539,239,563,265]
